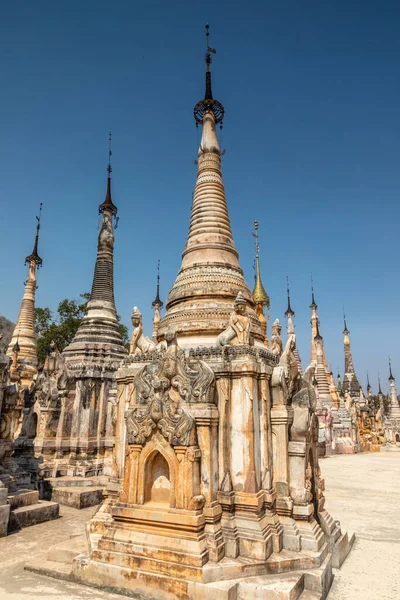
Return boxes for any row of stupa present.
[0,26,397,599]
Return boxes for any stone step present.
[8,500,59,531]
[266,543,328,574]
[47,534,87,564]
[190,572,306,600]
[7,489,39,509]
[297,592,321,600]
[51,486,104,509]
[237,573,304,599]
[25,558,73,581]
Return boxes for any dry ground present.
[0,451,399,599]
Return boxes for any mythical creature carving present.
[269,319,283,356]
[130,306,157,356]
[126,327,214,447]
[34,342,68,409]
[217,292,252,347]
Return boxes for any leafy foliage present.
[34,293,129,364]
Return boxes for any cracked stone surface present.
[0,452,399,599]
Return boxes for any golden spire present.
[252,221,270,345]
[252,221,270,307]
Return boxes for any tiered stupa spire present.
[63,134,126,364]
[158,26,263,345]
[310,277,318,363]
[342,313,361,400]
[284,278,302,373]
[388,359,400,419]
[7,204,43,384]
[314,320,333,407]
[252,221,270,345]
[151,260,163,341]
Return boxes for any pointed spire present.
[25,203,43,267]
[194,24,224,126]
[389,357,395,381]
[310,274,317,309]
[98,132,118,216]
[63,135,127,365]
[343,307,349,335]
[366,372,371,393]
[284,276,294,317]
[314,319,322,342]
[7,206,44,382]
[152,260,163,308]
[378,373,382,394]
[159,28,264,345]
[252,221,270,307]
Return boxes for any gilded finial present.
[252,221,270,308]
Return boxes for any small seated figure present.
[217,292,251,346]
[130,306,156,356]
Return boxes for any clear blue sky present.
[1,1,399,394]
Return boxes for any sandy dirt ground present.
[322,451,400,600]
[0,451,399,599]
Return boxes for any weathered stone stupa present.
[6,206,43,387]
[383,360,400,444]
[51,28,354,600]
[33,141,127,479]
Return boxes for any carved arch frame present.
[137,431,179,508]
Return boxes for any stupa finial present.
[194,24,224,126]
[152,260,163,308]
[98,132,118,217]
[25,202,43,268]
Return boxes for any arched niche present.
[137,432,179,508]
[145,452,170,504]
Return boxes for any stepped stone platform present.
[6,488,59,533]
[41,476,107,509]
[9,500,59,531]
[25,534,335,600]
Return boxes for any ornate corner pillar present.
[270,366,293,516]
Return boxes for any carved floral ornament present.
[126,329,215,447]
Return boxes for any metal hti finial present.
[194,24,224,125]
[343,306,348,333]
[285,276,294,317]
[389,357,394,381]
[152,260,163,308]
[25,202,43,268]
[310,273,317,308]
[99,132,118,218]
[108,131,112,176]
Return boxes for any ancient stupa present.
[32,27,353,600]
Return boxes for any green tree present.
[35,293,129,365]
